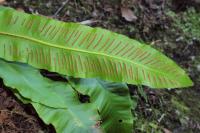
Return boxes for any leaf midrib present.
[0,31,169,77]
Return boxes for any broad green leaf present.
[0,59,101,133]
[0,58,134,133]
[15,93,101,133]
[0,6,193,88]
[0,58,66,108]
[68,77,133,133]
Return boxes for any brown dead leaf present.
[163,128,172,133]
[121,7,137,22]
[0,0,5,5]
[80,20,99,25]
[0,111,8,124]
[16,8,25,12]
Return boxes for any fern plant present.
[0,59,133,133]
[0,6,193,133]
[0,6,193,88]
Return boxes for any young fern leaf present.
[0,6,193,88]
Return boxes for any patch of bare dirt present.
[0,82,54,133]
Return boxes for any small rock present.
[176,36,184,42]
[0,0,5,5]
[190,56,195,61]
[121,7,137,22]
[197,64,200,72]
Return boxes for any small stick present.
[53,0,69,18]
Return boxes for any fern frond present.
[0,6,193,88]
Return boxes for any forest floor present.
[0,0,200,133]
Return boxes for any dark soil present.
[1,0,200,133]
[0,84,55,133]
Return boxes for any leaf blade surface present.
[0,6,193,88]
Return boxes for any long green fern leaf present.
[0,58,133,133]
[0,6,193,88]
[67,77,133,133]
[0,58,67,108]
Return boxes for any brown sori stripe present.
[108,59,115,77]
[139,53,151,62]
[158,76,164,86]
[26,19,34,29]
[40,22,48,33]
[153,75,157,87]
[63,29,69,39]
[72,55,78,73]
[86,34,97,49]
[131,49,143,60]
[115,43,127,56]
[96,57,103,74]
[37,48,42,64]
[48,25,57,36]
[21,18,26,26]
[135,67,139,81]
[86,56,92,71]
[110,41,122,54]
[97,36,109,51]
[61,56,64,68]
[7,15,12,25]
[48,48,51,65]
[102,58,109,75]
[30,48,34,62]
[91,60,97,73]
[70,55,74,72]
[13,16,19,25]
[63,55,68,71]
[57,53,61,67]
[78,55,84,71]
[119,62,123,76]
[66,30,76,43]
[35,48,38,64]
[129,66,134,80]
[143,58,156,65]
[121,45,134,57]
[71,31,83,46]
[103,39,115,52]
[53,27,62,40]
[83,58,88,72]
[162,77,168,86]
[41,49,46,64]
[79,32,90,46]
[43,25,52,36]
[123,63,128,80]
[33,20,41,32]
[116,62,120,78]
[147,73,151,83]
[137,51,148,60]
[93,34,104,49]
[112,61,119,79]
[142,69,146,80]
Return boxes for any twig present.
[80,19,99,25]
[158,114,165,123]
[0,109,36,122]
[53,0,69,18]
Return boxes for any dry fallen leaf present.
[163,128,172,133]
[0,0,5,5]
[16,8,25,12]
[121,7,137,22]
[80,19,99,25]
[0,111,8,124]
